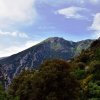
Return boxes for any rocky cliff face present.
[0,37,93,81]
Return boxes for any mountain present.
[75,39,93,56]
[0,37,93,80]
[74,39,100,63]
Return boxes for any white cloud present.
[90,13,100,38]
[0,40,40,57]
[0,30,29,38]
[0,0,36,29]
[90,13,100,31]
[57,6,87,19]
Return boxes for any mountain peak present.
[0,38,94,81]
[43,37,68,43]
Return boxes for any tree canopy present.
[8,60,80,100]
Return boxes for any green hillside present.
[72,39,100,100]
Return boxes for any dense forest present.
[0,39,100,100]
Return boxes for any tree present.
[32,60,81,100]
[71,62,86,80]
[0,83,8,100]
[0,83,18,100]
[89,61,100,80]
[8,70,35,100]
[8,60,81,100]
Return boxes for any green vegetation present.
[0,83,19,100]
[72,40,100,100]
[8,60,81,100]
[0,39,100,100]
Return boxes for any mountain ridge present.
[0,37,94,81]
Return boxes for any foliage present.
[0,82,18,100]
[0,83,8,100]
[72,62,86,80]
[8,70,35,100]
[8,60,81,100]
[72,39,100,100]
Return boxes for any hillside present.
[72,39,100,100]
[0,37,93,80]
[74,39,100,63]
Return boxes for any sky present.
[0,0,100,57]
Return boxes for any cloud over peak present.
[56,6,88,19]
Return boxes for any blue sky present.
[0,0,100,57]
